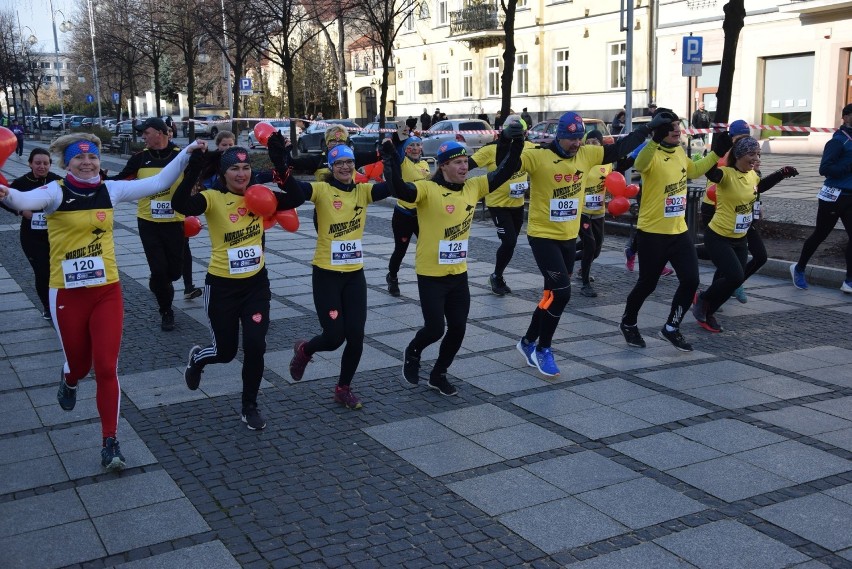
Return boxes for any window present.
[517,0,528,6]
[418,2,430,19]
[461,60,473,99]
[515,53,528,95]
[406,68,416,103]
[487,56,500,97]
[554,49,569,93]
[762,53,814,137]
[608,42,626,89]
[403,10,414,32]
[439,64,450,100]
[437,0,448,25]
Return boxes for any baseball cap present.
[134,117,169,134]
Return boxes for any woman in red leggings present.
[0,133,201,471]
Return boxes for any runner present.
[269,133,392,409]
[174,144,291,431]
[515,112,653,376]
[692,137,798,331]
[1,148,62,318]
[0,134,200,470]
[385,121,525,395]
[619,108,731,352]
[791,103,852,292]
[386,135,430,297]
[468,114,535,296]
[573,130,608,297]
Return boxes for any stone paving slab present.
[0,488,88,538]
[448,467,567,516]
[667,456,793,502]
[113,541,241,569]
[755,493,852,552]
[0,519,107,569]
[612,431,724,470]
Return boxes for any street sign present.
[239,77,253,96]
[113,92,120,104]
[682,64,703,77]
[86,94,94,103]
[682,36,703,64]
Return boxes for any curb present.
[756,257,848,290]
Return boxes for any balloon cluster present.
[603,172,639,216]
[253,122,276,147]
[245,184,299,232]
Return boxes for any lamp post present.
[86,0,104,126]
[19,26,37,121]
[49,0,72,131]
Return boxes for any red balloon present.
[263,216,276,230]
[0,127,17,168]
[184,216,202,238]
[244,184,277,218]
[364,160,384,181]
[706,185,717,203]
[604,171,627,197]
[608,196,631,216]
[276,209,299,232]
[253,122,276,147]
[354,172,369,183]
[624,183,640,199]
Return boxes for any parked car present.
[115,120,134,135]
[102,119,117,130]
[297,119,360,153]
[629,115,706,156]
[350,121,399,165]
[420,118,495,159]
[68,115,86,128]
[39,116,52,130]
[526,117,614,145]
[192,114,227,138]
[80,117,94,128]
[49,114,68,129]
[247,119,300,148]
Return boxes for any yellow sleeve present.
[634,141,659,172]
[687,152,720,179]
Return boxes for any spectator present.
[691,102,711,141]
[420,108,432,130]
[432,108,441,125]
[611,108,626,135]
[494,110,504,130]
[521,108,533,127]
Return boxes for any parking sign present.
[239,77,253,96]
[112,92,120,104]
[682,36,703,64]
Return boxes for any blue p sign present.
[113,92,120,104]
[682,36,703,64]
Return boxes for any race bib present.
[509,181,528,199]
[61,256,106,288]
[584,193,604,211]
[753,200,761,221]
[549,198,578,222]
[30,212,47,230]
[331,239,363,266]
[151,200,175,219]
[227,245,262,274]
[438,239,468,264]
[817,185,841,202]
[734,212,752,234]
[664,195,686,217]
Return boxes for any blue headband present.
[64,140,100,165]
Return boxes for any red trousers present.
[50,282,123,439]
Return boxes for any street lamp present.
[86,0,104,126]
[197,36,210,65]
[77,63,93,83]
[49,0,72,131]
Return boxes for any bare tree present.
[308,0,364,119]
[499,0,519,120]
[713,0,745,124]
[20,45,49,130]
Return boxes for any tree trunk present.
[499,0,518,119]
[337,17,348,119]
[714,0,745,125]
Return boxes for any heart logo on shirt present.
[600,167,607,173]
[238,208,247,216]
[329,309,339,320]
[554,174,563,182]
[573,174,581,182]
[229,214,239,223]
[446,205,455,214]
[251,313,262,323]
[333,200,342,209]
[96,211,106,222]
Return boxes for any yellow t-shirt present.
[473,141,535,209]
[703,152,728,206]
[634,141,718,235]
[201,189,265,278]
[133,147,186,222]
[520,145,605,240]
[48,181,119,289]
[398,157,430,210]
[410,177,489,276]
[311,183,375,271]
[708,167,759,238]
[582,163,612,217]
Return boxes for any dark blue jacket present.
[819,125,852,192]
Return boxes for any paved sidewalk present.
[0,140,850,568]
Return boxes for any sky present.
[3,0,77,53]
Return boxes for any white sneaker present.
[841,280,852,294]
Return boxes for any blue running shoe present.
[101,437,126,471]
[790,263,808,290]
[534,347,560,377]
[841,280,852,294]
[516,338,536,368]
[732,286,748,303]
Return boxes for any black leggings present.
[699,202,767,281]
[575,215,604,283]
[408,272,469,375]
[193,270,271,409]
[305,266,367,386]
[701,228,749,315]
[138,218,184,313]
[20,226,50,312]
[489,206,525,277]
[182,239,195,289]
[524,236,575,349]
[796,194,852,279]
[622,231,699,328]
[388,208,418,277]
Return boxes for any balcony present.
[449,4,505,48]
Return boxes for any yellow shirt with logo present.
[398,157,431,210]
[582,163,613,217]
[311,183,375,271]
[634,141,718,235]
[708,167,759,238]
[201,189,266,278]
[132,147,186,223]
[473,141,534,209]
[409,177,489,276]
[520,145,604,240]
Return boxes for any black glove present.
[501,119,525,141]
[381,139,401,191]
[267,132,289,172]
[711,132,733,157]
[647,109,678,130]
[651,122,675,143]
[780,166,798,178]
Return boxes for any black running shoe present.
[184,287,202,300]
[184,345,203,390]
[659,327,693,352]
[489,273,511,296]
[161,309,175,331]
[241,404,267,430]
[42,310,52,321]
[101,437,126,471]
[427,373,458,396]
[620,322,646,348]
[402,346,420,385]
[386,273,400,297]
[580,284,598,298]
[57,372,77,411]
